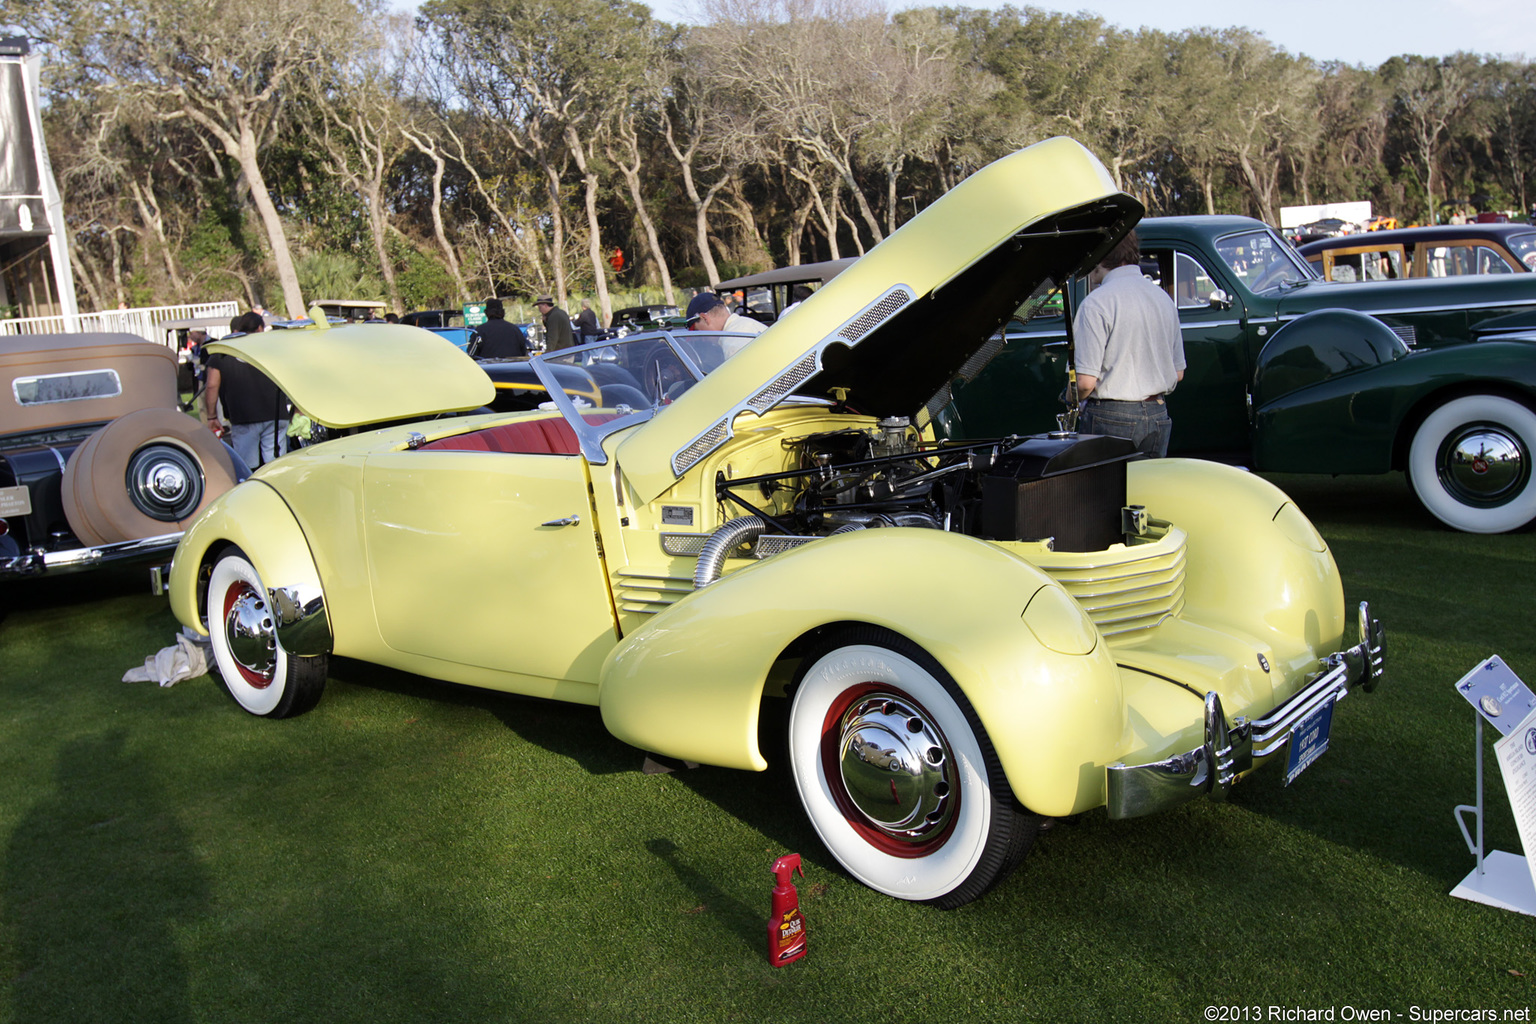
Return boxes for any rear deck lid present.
[206,323,493,429]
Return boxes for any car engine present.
[710,418,1143,566]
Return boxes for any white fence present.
[0,301,241,348]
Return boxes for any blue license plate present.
[1284,698,1335,785]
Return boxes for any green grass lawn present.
[2,471,1534,1023]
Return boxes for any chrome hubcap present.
[127,443,203,521]
[836,693,954,843]
[1438,425,1528,507]
[224,587,276,683]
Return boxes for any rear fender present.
[598,527,1124,817]
[1128,459,1344,680]
[168,480,326,644]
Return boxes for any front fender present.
[168,480,326,645]
[599,527,1124,817]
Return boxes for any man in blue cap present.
[685,291,766,357]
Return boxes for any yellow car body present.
[166,137,1384,908]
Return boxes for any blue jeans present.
[228,419,288,470]
[1078,398,1171,457]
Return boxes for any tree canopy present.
[10,0,1533,318]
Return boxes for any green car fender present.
[1255,342,1536,475]
[598,526,1124,818]
[169,480,327,644]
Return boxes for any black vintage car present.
[1,333,241,578]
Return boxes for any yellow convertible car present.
[165,138,1385,908]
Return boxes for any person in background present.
[535,296,575,351]
[384,312,399,323]
[185,328,209,386]
[203,310,290,469]
[474,298,530,358]
[781,284,812,317]
[685,291,766,358]
[574,298,600,342]
[1072,229,1185,458]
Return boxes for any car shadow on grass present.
[325,656,637,776]
[325,654,829,893]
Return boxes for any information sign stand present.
[1450,656,1536,916]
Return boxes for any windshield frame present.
[528,329,758,464]
[1211,227,1317,294]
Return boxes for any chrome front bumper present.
[1106,601,1385,820]
[0,532,183,580]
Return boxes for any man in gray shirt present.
[1073,229,1185,457]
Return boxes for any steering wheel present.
[643,348,689,402]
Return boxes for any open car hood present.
[618,136,1141,502]
[206,323,493,429]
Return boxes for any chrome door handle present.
[542,514,581,527]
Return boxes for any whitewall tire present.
[205,549,327,718]
[787,627,1037,909]
[1407,395,1536,533]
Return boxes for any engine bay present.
[715,419,1144,554]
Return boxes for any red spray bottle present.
[767,853,807,966]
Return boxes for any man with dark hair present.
[534,296,575,352]
[781,284,812,317]
[204,310,290,469]
[475,298,529,358]
[1072,229,1185,457]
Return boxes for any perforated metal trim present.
[661,533,709,556]
[837,287,912,343]
[753,535,819,557]
[747,354,820,414]
[671,419,731,475]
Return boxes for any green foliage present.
[296,251,383,302]
[393,247,456,311]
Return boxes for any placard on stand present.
[1450,656,1536,917]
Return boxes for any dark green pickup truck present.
[946,214,1536,533]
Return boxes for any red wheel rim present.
[222,580,275,689]
[818,681,961,858]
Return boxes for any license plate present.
[0,485,32,518]
[1284,697,1336,785]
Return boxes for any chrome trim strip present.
[2,531,184,579]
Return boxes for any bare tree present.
[22,0,373,317]
[1387,55,1473,225]
[317,14,413,314]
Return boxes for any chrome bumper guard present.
[0,532,183,580]
[268,585,333,657]
[1106,602,1385,820]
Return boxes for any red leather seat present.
[419,414,618,456]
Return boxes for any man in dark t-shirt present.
[204,310,290,469]
[474,298,529,358]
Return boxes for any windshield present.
[529,330,749,463]
[1509,231,1536,270]
[1213,229,1315,293]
